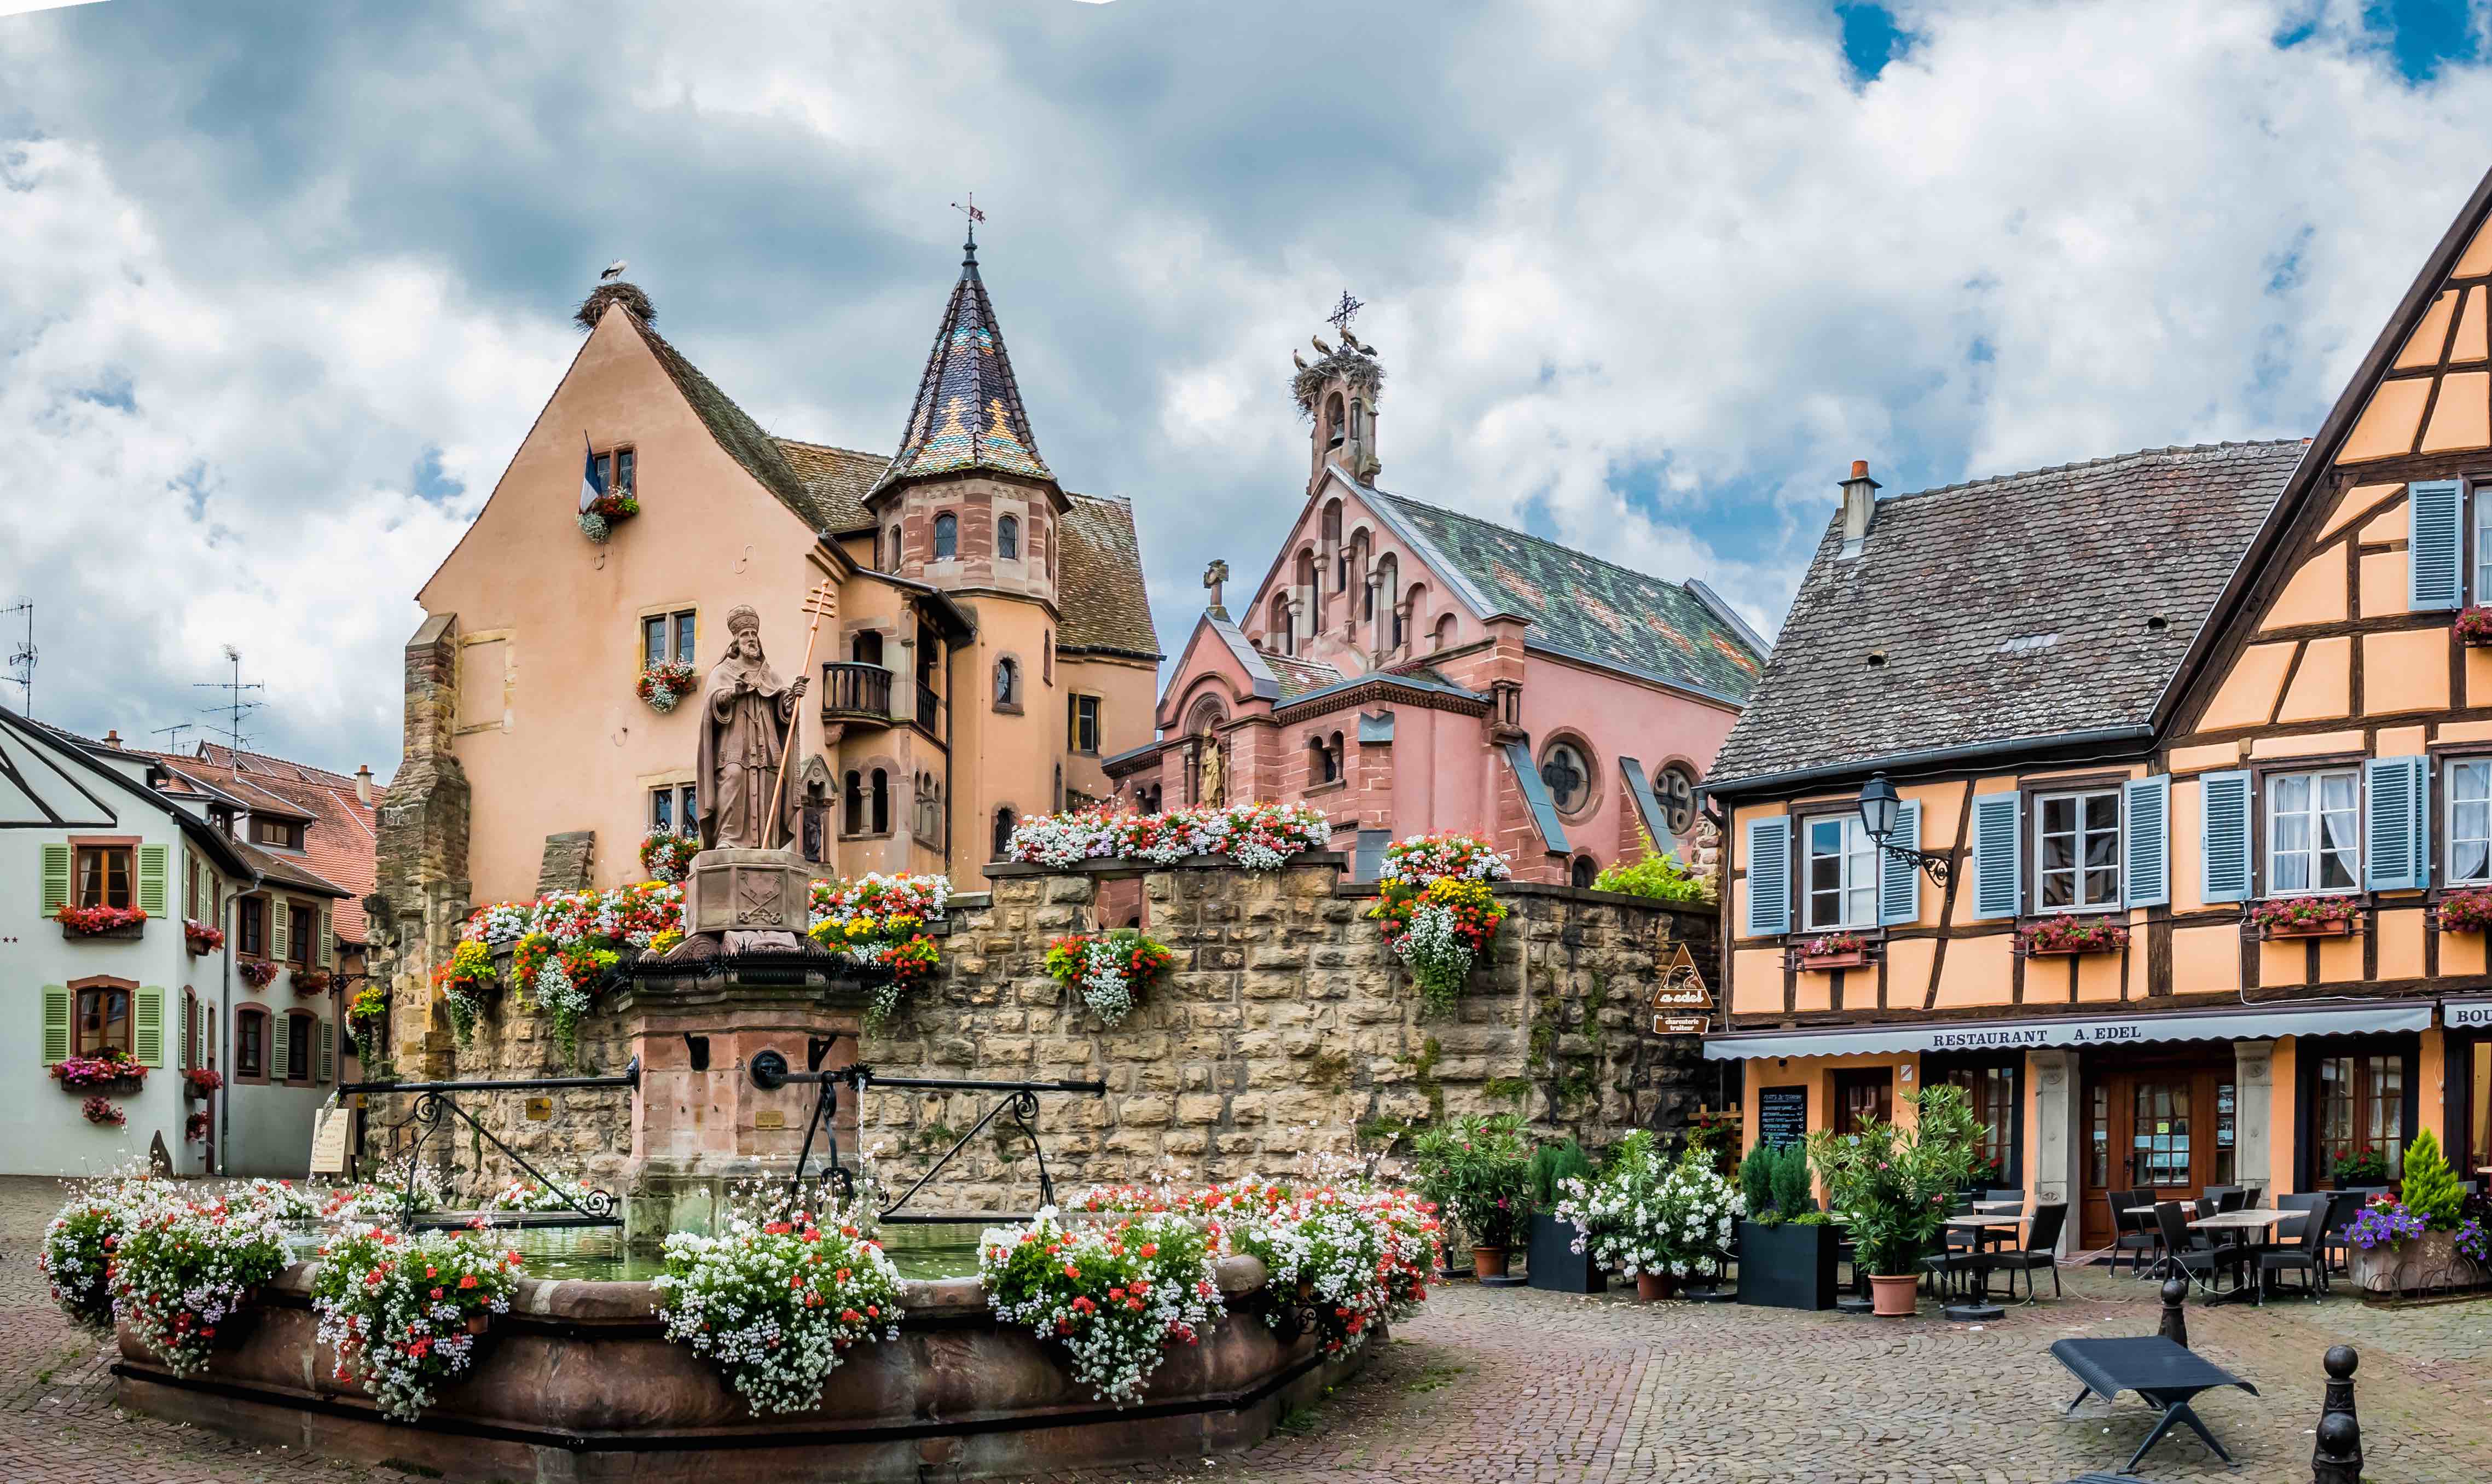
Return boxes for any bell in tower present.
[1291,291,1382,492]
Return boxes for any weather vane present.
[952,194,987,245]
[1327,289,1364,337]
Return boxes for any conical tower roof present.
[874,235,1053,494]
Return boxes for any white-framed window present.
[2035,790,2122,910]
[642,609,695,668]
[2267,769,2360,894]
[1803,814,1876,930]
[2448,758,2492,884]
[2474,491,2492,601]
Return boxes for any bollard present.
[2157,1277,2189,1349]
[2311,1346,2361,1484]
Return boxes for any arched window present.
[1325,393,1346,449]
[1351,532,1373,622]
[1270,593,1294,656]
[1570,856,1599,889]
[998,514,1020,560]
[843,770,863,835]
[933,513,958,560]
[870,768,890,834]
[74,980,132,1058]
[1309,735,1336,785]
[1374,555,1399,644]
[1434,613,1457,651]
[1539,738,1593,816]
[993,807,1018,860]
[994,656,1020,708]
[853,630,884,668]
[1401,581,1426,651]
[888,524,902,567]
[802,776,828,862]
[1349,399,1367,447]
[1295,548,1319,620]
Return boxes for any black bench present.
[2049,1335,2258,1475]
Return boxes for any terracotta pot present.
[1868,1274,1919,1317]
[466,1313,490,1336]
[1635,1271,1676,1301]
[1471,1245,1509,1280]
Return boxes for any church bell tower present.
[1293,293,1382,493]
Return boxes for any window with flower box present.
[2266,769,2361,895]
[74,844,132,909]
[2448,757,2492,884]
[642,610,696,669]
[2033,789,2121,910]
[648,783,698,834]
[1802,814,1876,930]
[76,983,131,1058]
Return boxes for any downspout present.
[942,612,955,879]
[216,880,236,1175]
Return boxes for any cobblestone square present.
[10,1176,2492,1483]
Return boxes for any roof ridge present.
[1879,438,2309,507]
[772,436,886,461]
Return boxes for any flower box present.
[53,1052,147,1094]
[1737,1219,1842,1311]
[637,660,699,714]
[291,967,333,995]
[2348,1228,2492,1297]
[2457,606,2492,647]
[1788,934,1873,971]
[1525,1210,1605,1294]
[2247,896,2361,939]
[183,919,225,955]
[237,959,280,989]
[2435,887,2492,935]
[57,903,147,939]
[2016,914,2129,956]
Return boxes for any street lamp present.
[1858,771,1951,886]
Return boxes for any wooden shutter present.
[41,986,70,1064]
[137,844,169,917]
[271,898,290,961]
[271,1013,292,1084]
[40,843,70,914]
[2123,775,2171,908]
[134,986,164,1068]
[2409,480,2465,611]
[1876,800,1923,927]
[2201,770,2253,903]
[318,903,333,967]
[179,994,193,1071]
[1969,794,2022,920]
[317,1019,334,1083]
[2365,756,2429,891]
[1743,815,1792,937]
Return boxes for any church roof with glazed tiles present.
[1360,486,1766,705]
[873,241,1053,492]
[1264,653,1343,699]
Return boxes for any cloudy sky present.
[4,0,2492,777]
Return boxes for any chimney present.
[101,729,121,747]
[1839,459,1882,559]
[355,764,374,805]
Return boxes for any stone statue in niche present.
[697,605,808,850]
[1197,724,1225,807]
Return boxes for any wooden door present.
[2078,1060,2235,1250]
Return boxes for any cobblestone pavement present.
[7,1174,2490,1482]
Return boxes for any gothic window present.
[1322,499,1344,581]
[1434,614,1457,651]
[998,514,1020,560]
[993,807,1018,860]
[1540,739,1592,816]
[994,656,1021,709]
[843,770,863,836]
[871,768,890,835]
[933,513,958,560]
[1270,593,1293,656]
[1325,393,1346,449]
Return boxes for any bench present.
[2049,1335,2257,1475]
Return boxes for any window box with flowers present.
[640,829,700,883]
[2016,913,2130,957]
[183,1067,224,1103]
[578,486,641,543]
[53,1049,146,1097]
[292,966,333,996]
[637,660,699,714]
[1786,931,1875,971]
[2435,886,2492,934]
[2248,896,2362,940]
[183,918,225,955]
[82,1096,126,1127]
[2457,606,2492,647]
[237,959,280,989]
[57,903,146,940]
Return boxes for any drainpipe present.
[216,883,236,1176]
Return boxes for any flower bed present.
[2017,913,2130,955]
[1004,802,1332,871]
[53,1048,146,1092]
[238,958,280,989]
[1045,929,1174,1025]
[2248,895,2360,937]
[184,918,225,955]
[980,1209,1224,1406]
[1367,834,1511,1016]
[452,881,685,1057]
[640,829,700,883]
[312,1225,523,1420]
[805,872,952,1023]
[111,1192,290,1377]
[656,1207,905,1416]
[2438,886,2492,934]
[57,902,147,936]
[637,659,698,712]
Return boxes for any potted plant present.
[2016,913,2130,956]
[2332,1144,2390,1188]
[1412,1113,1533,1279]
[577,485,640,543]
[1792,931,1870,970]
[640,829,700,883]
[2458,606,2492,647]
[2437,886,2492,934]
[1736,1141,1841,1310]
[292,965,333,995]
[346,982,388,1063]
[636,659,699,714]
[1526,1139,1604,1293]
[183,918,225,955]
[53,1048,146,1095]
[56,902,147,939]
[1556,1132,1739,1300]
[2248,896,2359,938]
[1806,1083,1981,1317]
[182,1067,224,1103]
[2345,1131,2489,1297]
[237,959,279,989]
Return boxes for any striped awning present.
[1702,1001,2436,1061]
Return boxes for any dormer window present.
[999,514,1021,560]
[253,817,304,851]
[934,513,958,560]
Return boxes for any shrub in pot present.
[1526,1139,1604,1292]
[1738,1144,1840,1309]
[1413,1113,1533,1278]
[1557,1133,1741,1300]
[1806,1085,1981,1317]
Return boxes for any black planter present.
[1525,1211,1604,1294]
[1736,1219,1841,1311]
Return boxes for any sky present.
[5,0,2492,778]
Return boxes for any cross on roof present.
[1327,290,1364,337]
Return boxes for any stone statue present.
[1197,724,1225,807]
[696,605,809,850]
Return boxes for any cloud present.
[3,0,2490,767]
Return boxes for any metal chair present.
[2319,1190,2367,1276]
[2256,1192,2331,1303]
[1994,1202,2068,1302]
[2153,1201,2242,1293]
[2216,1187,2250,1215]
[2106,1188,2158,1277]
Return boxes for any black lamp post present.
[1859,771,1952,886]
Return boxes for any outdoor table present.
[1973,1199,2023,1211]
[1938,1214,2024,1304]
[2186,1209,2304,1305]
[2049,1335,2257,1475]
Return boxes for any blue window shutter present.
[2201,770,2253,903]
[2409,480,2464,611]
[2123,775,2170,908]
[1877,801,1922,926]
[1970,795,2021,920]
[2364,756,2427,891]
[1745,815,1792,937]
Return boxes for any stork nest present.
[1292,345,1383,419]
[575,281,656,332]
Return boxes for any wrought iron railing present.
[337,1060,640,1228]
[820,662,893,721]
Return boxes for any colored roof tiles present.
[1707,440,2308,791]
[875,244,1053,492]
[1264,653,1344,700]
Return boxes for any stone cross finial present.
[1203,559,1230,621]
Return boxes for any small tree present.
[1806,1085,1981,1278]
[2401,1129,2467,1231]
[1739,1142,1779,1224]
[1412,1114,1535,1250]
[1771,1143,1814,1217]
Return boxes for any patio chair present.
[2215,1187,2250,1215]
[2256,1192,2331,1304]
[1993,1202,2068,1302]
[1985,1188,2027,1207]
[2153,1201,2242,1293]
[2200,1185,2240,1207]
[2319,1190,2367,1276]
[2106,1188,2159,1277]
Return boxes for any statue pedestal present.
[678,846,812,951]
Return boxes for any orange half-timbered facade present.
[1705,166,2492,1252]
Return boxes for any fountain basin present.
[112,1253,1370,1482]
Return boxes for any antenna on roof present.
[152,723,195,751]
[193,645,264,753]
[1,599,33,716]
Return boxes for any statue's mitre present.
[725,605,761,635]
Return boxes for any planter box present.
[1736,1219,1841,1311]
[62,921,143,942]
[1525,1211,1604,1294]
[2263,919,2357,940]
[1790,949,1870,971]
[2021,938,2125,957]
[62,1075,144,1097]
[2347,1228,2492,1297]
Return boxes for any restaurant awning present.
[2445,997,2492,1031]
[1702,1001,2437,1061]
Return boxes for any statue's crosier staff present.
[764,581,837,851]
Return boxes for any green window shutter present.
[271,898,290,961]
[2123,775,2171,908]
[134,986,165,1068]
[1743,815,1792,937]
[1876,801,1923,927]
[41,986,70,1064]
[40,844,70,914]
[271,1013,292,1083]
[137,844,169,917]
[1969,794,2022,920]
[2201,770,2254,903]
[2409,480,2465,611]
[318,903,334,967]
[2365,756,2429,891]
[317,1019,334,1083]
[179,994,193,1072]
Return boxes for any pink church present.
[1105,320,1764,883]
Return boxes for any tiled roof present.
[230,837,350,899]
[622,309,825,533]
[1057,495,1161,659]
[1361,487,1766,704]
[1706,440,2309,791]
[1265,653,1343,700]
[774,439,885,533]
[874,243,1053,492]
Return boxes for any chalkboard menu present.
[1757,1086,1809,1151]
